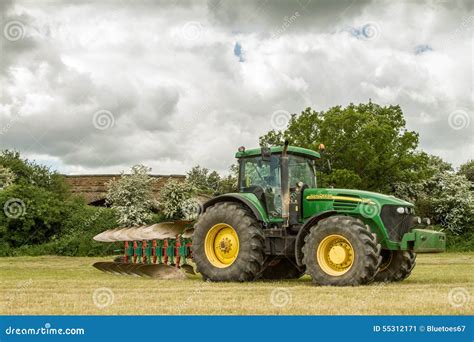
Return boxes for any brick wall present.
[64,174,186,205]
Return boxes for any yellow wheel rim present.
[317,234,355,276]
[204,223,239,268]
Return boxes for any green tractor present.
[191,141,445,285]
[93,142,445,285]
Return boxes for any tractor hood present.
[306,188,413,207]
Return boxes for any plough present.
[92,220,195,279]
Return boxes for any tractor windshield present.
[240,155,281,190]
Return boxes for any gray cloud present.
[0,0,472,175]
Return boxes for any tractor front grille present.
[380,205,414,242]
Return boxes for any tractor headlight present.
[396,207,405,214]
[422,218,431,225]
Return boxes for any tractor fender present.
[202,194,267,222]
[295,210,337,266]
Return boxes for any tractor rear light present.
[238,146,245,152]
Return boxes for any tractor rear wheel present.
[374,250,416,282]
[302,216,381,286]
[192,202,265,282]
[259,257,305,280]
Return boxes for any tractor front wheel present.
[192,202,265,282]
[374,250,416,282]
[302,216,381,286]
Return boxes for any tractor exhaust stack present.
[281,140,290,227]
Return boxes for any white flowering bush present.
[158,179,193,219]
[421,172,473,234]
[106,164,156,227]
[0,166,15,190]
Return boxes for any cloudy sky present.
[0,0,472,175]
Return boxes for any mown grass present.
[0,253,472,315]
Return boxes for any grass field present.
[0,253,472,315]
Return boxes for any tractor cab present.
[236,144,320,222]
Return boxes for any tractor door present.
[288,155,317,224]
[239,155,282,218]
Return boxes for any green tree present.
[0,166,15,190]
[459,160,474,183]
[0,184,66,248]
[186,166,215,194]
[218,164,239,194]
[0,151,73,249]
[158,179,192,219]
[419,172,473,235]
[106,164,156,227]
[186,165,238,195]
[392,154,453,202]
[0,150,69,196]
[260,103,431,193]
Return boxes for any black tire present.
[374,250,416,282]
[259,257,305,280]
[192,202,265,282]
[302,216,381,286]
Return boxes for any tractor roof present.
[235,146,320,159]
